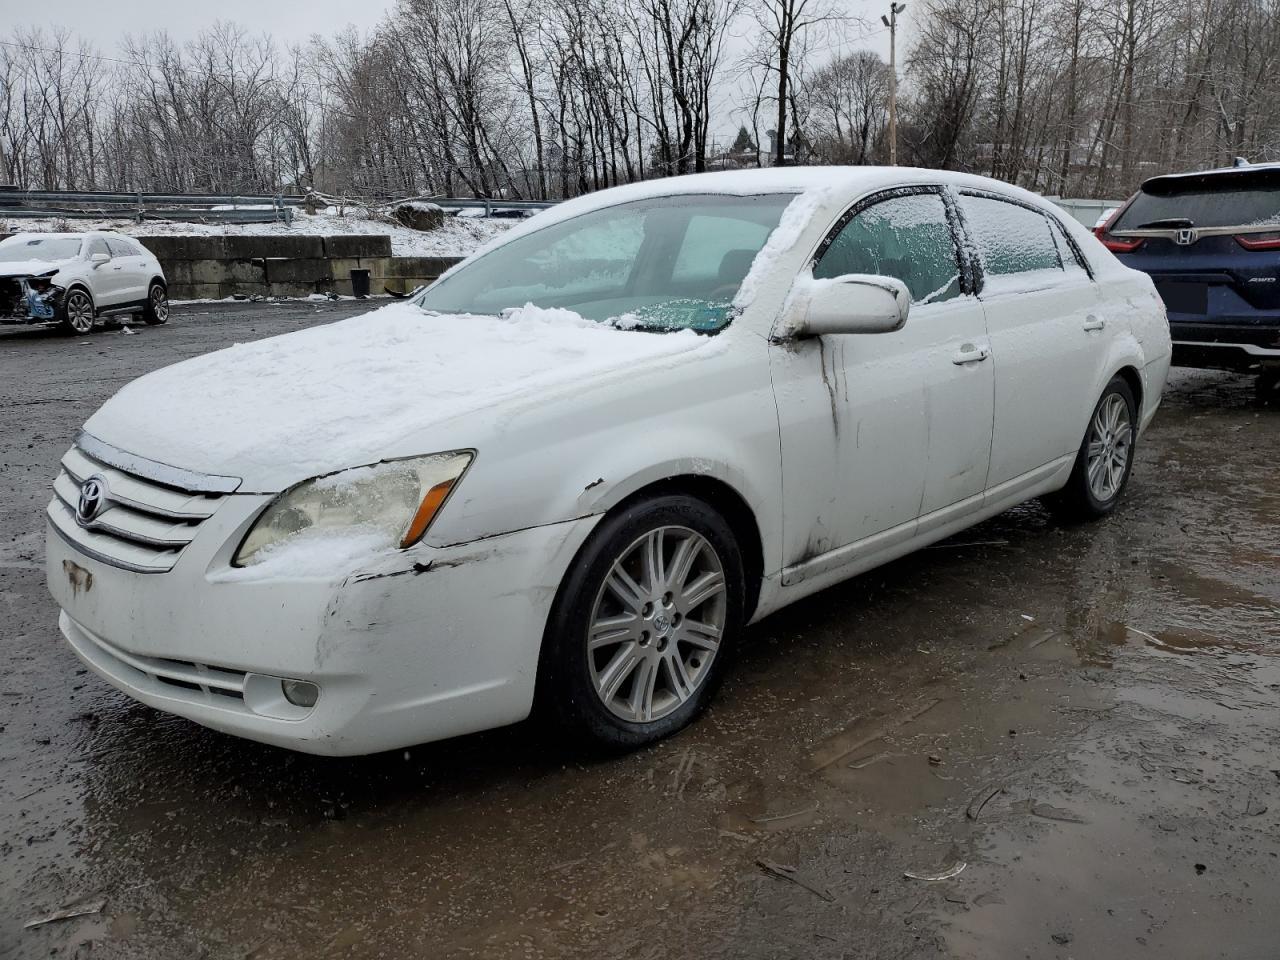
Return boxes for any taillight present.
[1093,196,1144,253]
[1235,232,1280,250]
[1093,227,1146,253]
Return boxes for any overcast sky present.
[20,0,394,47]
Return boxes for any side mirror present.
[89,252,110,266]
[783,273,911,338]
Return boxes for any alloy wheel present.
[66,291,94,334]
[587,525,727,723]
[150,286,169,323]
[1086,393,1133,502]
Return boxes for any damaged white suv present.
[0,232,168,334]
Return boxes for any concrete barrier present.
[100,235,462,300]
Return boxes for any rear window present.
[1113,173,1280,230]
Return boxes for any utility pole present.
[881,3,906,165]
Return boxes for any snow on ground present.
[0,208,516,258]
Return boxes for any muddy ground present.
[1,303,1277,959]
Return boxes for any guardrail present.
[0,189,297,224]
[0,188,557,224]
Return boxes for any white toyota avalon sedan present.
[46,168,1170,755]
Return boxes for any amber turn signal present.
[400,479,456,548]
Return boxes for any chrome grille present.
[48,438,236,573]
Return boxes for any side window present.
[1048,218,1088,276]
[814,192,962,304]
[87,239,110,258]
[106,239,134,258]
[959,194,1062,275]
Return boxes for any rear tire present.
[143,282,169,325]
[1257,368,1280,406]
[537,495,745,750]
[1046,376,1137,521]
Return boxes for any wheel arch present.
[149,275,167,290]
[64,281,95,309]
[602,474,765,621]
[1113,363,1143,415]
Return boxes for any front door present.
[771,188,995,582]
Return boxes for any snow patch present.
[85,301,714,486]
[211,529,394,583]
[4,211,515,259]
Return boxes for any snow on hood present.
[0,258,76,278]
[83,302,712,490]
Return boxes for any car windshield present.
[416,193,796,332]
[0,237,83,262]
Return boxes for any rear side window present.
[815,192,962,304]
[1048,219,1088,276]
[959,194,1061,276]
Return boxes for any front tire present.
[538,495,745,749]
[59,288,96,335]
[143,282,169,325]
[1047,376,1137,521]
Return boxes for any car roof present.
[1141,162,1280,194]
[479,166,1063,264]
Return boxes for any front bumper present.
[48,506,598,755]
[0,277,63,324]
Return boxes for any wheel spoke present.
[628,659,659,721]
[665,534,698,590]
[598,643,640,703]
[589,612,641,650]
[666,652,694,702]
[679,571,725,611]
[605,566,646,615]
[681,619,721,650]
[641,529,665,591]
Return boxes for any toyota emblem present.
[77,474,109,525]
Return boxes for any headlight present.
[232,451,473,567]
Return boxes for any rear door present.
[956,192,1103,492]
[105,238,145,304]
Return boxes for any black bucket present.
[350,268,371,298]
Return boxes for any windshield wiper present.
[1131,217,1195,230]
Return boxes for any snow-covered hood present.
[83,302,711,491]
[0,258,76,278]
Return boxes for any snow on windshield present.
[0,236,82,262]
[86,301,722,490]
[417,193,795,332]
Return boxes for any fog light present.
[282,679,319,708]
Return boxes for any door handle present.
[1083,315,1106,331]
[952,344,991,365]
